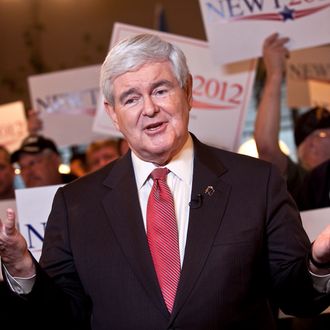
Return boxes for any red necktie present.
[147,167,180,313]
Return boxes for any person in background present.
[118,137,130,156]
[294,109,330,171]
[10,135,76,188]
[0,108,44,198]
[296,158,330,211]
[69,151,88,177]
[0,33,329,330]
[0,146,15,200]
[254,33,330,202]
[86,138,119,172]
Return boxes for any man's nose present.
[142,96,159,116]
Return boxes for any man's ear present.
[104,102,120,130]
[184,74,193,109]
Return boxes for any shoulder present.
[193,136,288,193]
[59,157,122,198]
[194,136,273,174]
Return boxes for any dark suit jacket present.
[3,136,330,330]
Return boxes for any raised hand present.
[262,33,290,78]
[310,225,330,274]
[0,209,35,277]
[27,108,43,135]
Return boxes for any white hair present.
[100,33,190,106]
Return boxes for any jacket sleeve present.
[265,164,330,316]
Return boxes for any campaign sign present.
[300,207,330,242]
[15,185,62,261]
[28,65,107,147]
[287,45,330,108]
[308,80,330,110]
[93,22,256,151]
[0,101,28,152]
[199,0,330,64]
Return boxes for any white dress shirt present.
[131,134,194,266]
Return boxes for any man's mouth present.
[145,122,165,131]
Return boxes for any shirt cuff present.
[2,264,36,294]
[309,270,330,293]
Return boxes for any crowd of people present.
[0,32,329,330]
[1,35,329,212]
[0,128,129,200]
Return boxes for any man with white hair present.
[0,34,329,330]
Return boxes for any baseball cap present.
[11,135,59,163]
[294,107,330,147]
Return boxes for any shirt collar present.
[131,134,194,189]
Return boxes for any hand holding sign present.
[262,33,289,78]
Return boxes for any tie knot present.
[151,167,169,181]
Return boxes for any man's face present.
[0,150,15,198]
[88,146,119,172]
[19,151,61,187]
[298,128,330,170]
[105,61,192,165]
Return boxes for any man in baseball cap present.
[11,135,59,164]
[294,107,330,171]
[11,135,75,188]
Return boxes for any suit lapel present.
[101,153,169,317]
[100,139,232,321]
[171,137,231,318]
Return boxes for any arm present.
[254,33,290,175]
[265,165,329,316]
[0,198,91,328]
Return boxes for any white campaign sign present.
[0,101,28,152]
[29,65,107,147]
[287,45,330,108]
[15,185,63,261]
[199,0,330,64]
[300,207,330,242]
[93,22,256,151]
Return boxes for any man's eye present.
[154,88,168,96]
[124,99,134,105]
[124,97,139,106]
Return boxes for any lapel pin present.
[204,186,215,196]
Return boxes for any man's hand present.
[310,225,330,275]
[0,209,35,277]
[263,33,290,79]
[27,108,43,135]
